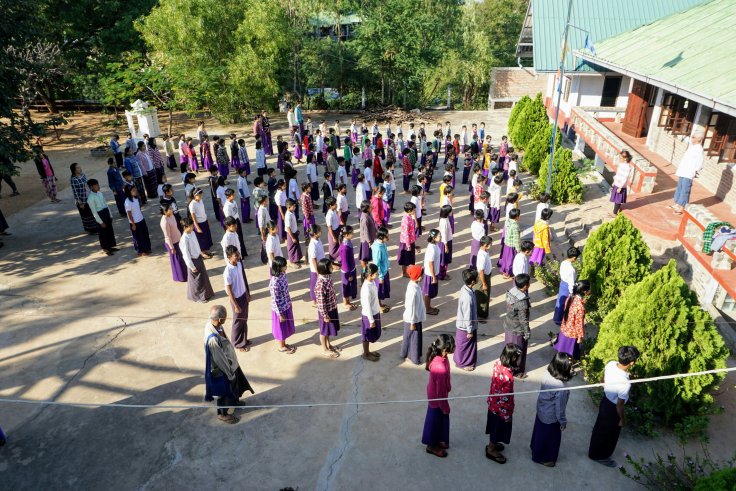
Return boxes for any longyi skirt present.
[397,241,415,266]
[271,306,296,341]
[486,411,513,444]
[421,406,450,446]
[530,415,562,464]
[361,314,382,343]
[318,308,340,337]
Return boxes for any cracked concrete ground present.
[1,110,734,490]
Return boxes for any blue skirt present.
[376,276,391,300]
[422,407,450,446]
[553,282,571,325]
[342,270,358,299]
[530,415,562,464]
[486,411,513,444]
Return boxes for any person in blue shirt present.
[123,147,147,205]
[370,227,391,312]
[295,101,304,137]
[110,134,123,168]
[106,157,126,216]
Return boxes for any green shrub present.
[579,214,652,320]
[533,256,562,295]
[536,147,583,205]
[695,468,736,491]
[507,95,530,139]
[510,92,547,150]
[521,123,561,175]
[585,260,729,431]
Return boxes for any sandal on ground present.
[427,308,440,315]
[218,414,239,424]
[426,447,447,458]
[324,350,340,358]
[278,346,297,354]
[237,347,250,352]
[330,345,342,352]
[381,305,391,313]
[463,366,475,372]
[493,443,505,451]
[542,461,556,467]
[485,449,506,464]
[439,442,449,449]
[369,351,381,358]
[362,353,379,362]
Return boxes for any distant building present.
[308,13,361,41]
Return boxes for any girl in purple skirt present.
[274,179,287,241]
[269,256,297,354]
[200,135,213,171]
[554,280,590,360]
[237,167,251,223]
[315,258,341,358]
[284,199,303,267]
[307,225,325,307]
[359,263,383,362]
[530,208,553,266]
[339,225,358,309]
[610,150,633,216]
[422,229,441,315]
[441,183,455,233]
[359,200,377,276]
[498,208,521,279]
[438,205,453,280]
[530,352,572,467]
[485,343,522,464]
[422,334,455,458]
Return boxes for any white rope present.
[0,367,732,411]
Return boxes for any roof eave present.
[575,50,736,118]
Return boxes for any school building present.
[514,0,736,314]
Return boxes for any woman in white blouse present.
[610,150,633,216]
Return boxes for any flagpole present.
[546,0,573,195]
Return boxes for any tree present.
[510,92,547,150]
[539,147,583,204]
[507,94,530,138]
[579,214,652,320]
[522,123,560,175]
[585,260,728,429]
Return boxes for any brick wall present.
[490,67,548,99]
[648,110,736,211]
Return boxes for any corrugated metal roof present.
[576,0,736,112]
[308,13,361,27]
[531,0,707,73]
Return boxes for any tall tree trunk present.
[168,106,173,137]
[38,83,58,114]
[381,64,385,105]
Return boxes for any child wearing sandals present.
[338,225,358,309]
[485,343,523,464]
[269,256,297,354]
[370,227,392,312]
[422,334,456,458]
[360,263,383,362]
[423,229,442,315]
[315,258,341,358]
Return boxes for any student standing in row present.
[188,188,214,258]
[370,227,391,312]
[485,343,522,464]
[269,256,297,354]
[180,217,214,303]
[553,247,580,324]
[307,225,326,307]
[223,246,251,352]
[124,186,151,256]
[284,199,303,267]
[504,274,531,378]
[359,263,383,362]
[422,334,455,458]
[338,225,357,309]
[530,352,573,467]
[422,230,441,315]
[87,179,117,256]
[454,268,479,371]
[160,203,187,282]
[107,158,126,217]
[315,258,341,358]
[475,236,493,319]
[554,280,590,360]
[401,265,426,365]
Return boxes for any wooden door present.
[622,80,650,138]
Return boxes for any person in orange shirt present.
[554,280,591,360]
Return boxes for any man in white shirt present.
[588,345,640,468]
[671,131,704,214]
[223,245,251,351]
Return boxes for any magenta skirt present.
[272,306,296,341]
[489,207,501,224]
[497,244,517,275]
[309,272,318,301]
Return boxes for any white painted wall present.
[578,75,605,106]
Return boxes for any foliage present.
[522,123,561,175]
[510,92,546,150]
[579,214,652,320]
[507,95,530,140]
[534,256,562,295]
[585,260,728,431]
[620,445,736,491]
[536,147,583,204]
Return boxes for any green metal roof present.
[576,0,736,114]
[531,0,707,73]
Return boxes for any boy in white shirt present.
[221,216,242,258]
[237,167,252,223]
[512,240,534,277]
[475,235,493,318]
[336,158,348,187]
[255,141,266,177]
[264,220,282,267]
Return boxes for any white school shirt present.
[287,111,296,127]
[388,172,396,191]
[612,162,632,189]
[157,184,165,199]
[326,209,339,231]
[337,193,349,213]
[274,189,287,207]
[316,136,324,152]
[285,210,298,234]
[287,179,300,201]
[265,234,282,265]
[363,167,375,189]
[508,159,518,175]
[216,186,227,208]
[257,205,270,230]
[337,166,348,185]
[423,242,441,275]
[439,217,453,243]
[603,361,631,404]
[184,183,195,202]
[355,182,367,208]
[460,130,467,146]
[408,129,415,140]
[488,181,502,208]
[256,149,266,169]
[471,221,485,241]
[351,155,362,170]
[223,261,247,298]
[124,198,144,224]
[371,124,378,137]
[477,248,492,275]
[476,201,488,219]
[360,280,380,319]
[308,238,325,272]
[350,123,357,134]
[179,231,202,270]
[560,260,577,287]
[238,176,251,199]
[505,205,514,220]
[441,195,451,207]
[189,199,208,223]
[410,196,421,219]
[221,230,240,257]
[403,280,427,324]
[306,163,318,183]
[223,199,239,220]
[471,173,479,188]
[535,202,550,223]
[512,252,530,277]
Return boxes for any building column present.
[594,153,605,173]
[693,104,710,135]
[646,88,664,151]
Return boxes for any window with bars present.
[705,112,736,163]
[658,93,697,135]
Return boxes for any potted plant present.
[91,135,111,158]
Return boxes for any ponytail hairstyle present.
[360,200,372,214]
[474,209,485,220]
[339,224,353,242]
[566,246,581,259]
[159,202,172,215]
[404,201,416,213]
[362,262,379,282]
[427,228,440,244]
[562,280,592,324]
[439,205,453,219]
[541,207,553,221]
[499,343,523,369]
[271,255,287,277]
[337,183,347,193]
[425,334,456,371]
[538,192,550,204]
